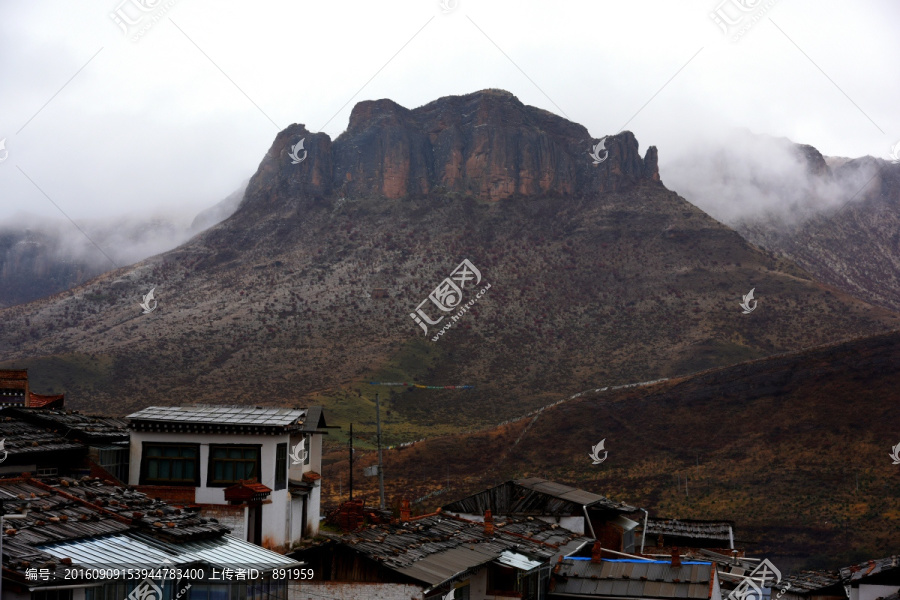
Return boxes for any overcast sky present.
[1,0,898,229]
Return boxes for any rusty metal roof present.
[646,518,735,540]
[442,478,636,516]
[840,556,900,582]
[338,513,591,586]
[552,558,715,599]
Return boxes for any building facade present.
[127,405,328,552]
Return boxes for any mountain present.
[190,180,249,232]
[0,185,248,309]
[325,328,900,569]
[1,90,897,440]
[664,129,900,312]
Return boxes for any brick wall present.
[134,485,196,504]
[198,504,245,540]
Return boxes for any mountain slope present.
[1,91,897,439]
[325,329,900,568]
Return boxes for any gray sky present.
[1,0,898,231]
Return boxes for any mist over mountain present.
[0,183,248,309]
[664,129,900,311]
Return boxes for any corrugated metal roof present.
[515,478,635,510]
[497,550,543,571]
[127,405,307,427]
[39,532,299,571]
[397,544,500,585]
[553,559,714,599]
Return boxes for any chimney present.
[400,498,411,522]
[484,510,494,537]
[591,541,603,564]
[670,547,681,568]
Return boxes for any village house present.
[0,474,300,599]
[297,506,592,600]
[549,544,723,600]
[0,370,65,409]
[126,405,329,551]
[442,478,641,553]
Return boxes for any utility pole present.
[376,393,386,510]
[349,423,354,501]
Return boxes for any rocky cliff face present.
[241,89,660,210]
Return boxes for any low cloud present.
[661,128,879,229]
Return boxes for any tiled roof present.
[3,407,128,442]
[0,475,232,587]
[128,405,311,429]
[779,570,842,593]
[646,518,735,541]
[552,558,715,599]
[27,392,65,409]
[0,416,86,456]
[337,513,591,586]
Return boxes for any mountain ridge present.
[1,91,897,443]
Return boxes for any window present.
[140,443,199,486]
[92,444,130,482]
[304,434,311,465]
[207,444,260,486]
[274,443,287,490]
